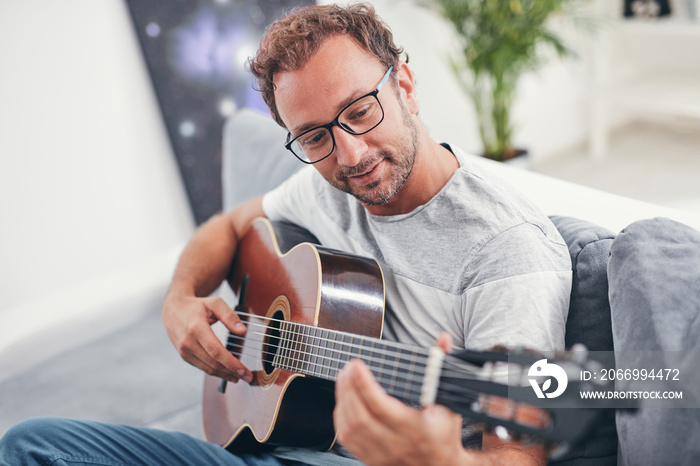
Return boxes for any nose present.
[332,126,368,167]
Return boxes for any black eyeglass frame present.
[284,66,394,164]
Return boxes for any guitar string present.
[233,310,434,355]
[226,321,491,391]
[223,323,491,400]
[228,330,426,386]
[222,315,550,436]
[229,316,481,378]
[231,309,496,377]
[229,319,431,370]
[231,311,482,377]
[227,318,479,381]
[228,329,429,392]
[224,334,491,405]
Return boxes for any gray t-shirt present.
[261,145,572,464]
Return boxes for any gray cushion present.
[608,217,700,465]
[549,215,616,352]
[221,109,303,210]
[548,216,617,466]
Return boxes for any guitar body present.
[202,218,385,453]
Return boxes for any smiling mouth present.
[348,160,383,185]
[352,163,378,178]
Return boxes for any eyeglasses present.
[284,66,394,164]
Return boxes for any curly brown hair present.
[248,3,404,127]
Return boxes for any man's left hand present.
[333,345,469,466]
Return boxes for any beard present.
[327,102,420,206]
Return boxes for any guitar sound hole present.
[263,310,284,375]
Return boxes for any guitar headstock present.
[435,345,638,458]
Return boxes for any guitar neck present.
[272,320,432,405]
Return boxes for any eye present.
[299,129,328,147]
[348,103,372,121]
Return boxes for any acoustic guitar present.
[202,218,631,457]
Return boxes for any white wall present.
[0,0,618,356]
[358,0,593,160]
[0,0,194,354]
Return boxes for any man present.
[0,4,571,465]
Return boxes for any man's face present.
[273,36,420,208]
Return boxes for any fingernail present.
[236,369,252,383]
[234,322,246,333]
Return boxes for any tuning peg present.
[495,426,512,442]
[570,343,588,364]
[470,400,482,413]
[549,442,571,460]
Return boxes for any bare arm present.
[161,196,265,383]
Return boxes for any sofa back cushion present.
[548,215,617,465]
[549,216,616,352]
[221,109,301,210]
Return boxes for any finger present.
[178,310,252,383]
[175,327,240,382]
[204,297,247,336]
[186,349,241,383]
[334,362,400,461]
[435,332,453,353]
[195,327,254,383]
[343,360,416,429]
[350,361,418,426]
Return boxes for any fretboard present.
[272,320,431,405]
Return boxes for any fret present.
[307,326,318,378]
[317,328,327,378]
[278,321,290,371]
[299,325,309,375]
[314,328,326,379]
[351,334,363,361]
[402,349,419,401]
[321,329,332,380]
[386,349,400,399]
[367,338,380,380]
[331,336,342,379]
[358,337,371,366]
[298,324,308,374]
[272,322,282,368]
[275,322,284,370]
[307,325,318,377]
[286,321,296,372]
[340,333,351,368]
[289,324,299,372]
[309,327,321,377]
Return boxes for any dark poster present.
[126,0,314,224]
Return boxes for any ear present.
[395,61,419,115]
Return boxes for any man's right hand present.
[162,292,253,384]
[161,196,265,383]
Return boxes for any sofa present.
[222,108,700,465]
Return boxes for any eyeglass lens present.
[290,94,383,163]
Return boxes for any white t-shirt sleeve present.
[261,165,319,227]
[461,223,571,353]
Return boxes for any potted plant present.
[423,0,580,162]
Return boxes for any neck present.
[364,131,458,216]
[272,320,433,404]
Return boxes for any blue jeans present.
[0,417,302,466]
